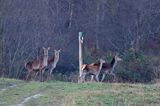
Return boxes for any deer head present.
[54,49,61,56]
[43,47,50,56]
[99,58,105,62]
[115,53,123,61]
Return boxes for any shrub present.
[115,50,154,83]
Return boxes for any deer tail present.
[24,62,27,69]
[81,64,86,71]
[24,61,28,69]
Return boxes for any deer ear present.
[42,47,45,50]
[48,47,50,50]
[58,49,61,52]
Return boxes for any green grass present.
[0,78,160,106]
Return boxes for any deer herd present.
[25,47,122,83]
[79,54,122,83]
[25,47,61,81]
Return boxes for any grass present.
[0,78,160,106]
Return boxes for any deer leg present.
[95,74,99,82]
[110,72,116,82]
[90,75,94,82]
[47,71,52,81]
[101,73,106,82]
[26,69,32,80]
[49,69,53,80]
[41,67,47,82]
[34,71,39,80]
[48,64,57,81]
[31,72,36,80]
[78,76,82,83]
[42,69,46,82]
[48,67,54,81]
[40,69,44,82]
[40,70,42,81]
[47,70,50,81]
[82,75,86,83]
[26,70,32,81]
[81,73,86,83]
[78,73,85,83]
[26,72,30,81]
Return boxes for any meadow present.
[0,78,160,106]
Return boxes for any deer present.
[47,49,61,80]
[25,47,50,81]
[80,59,106,83]
[99,54,123,82]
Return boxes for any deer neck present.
[51,54,59,68]
[54,54,59,63]
[48,55,54,63]
[110,58,117,72]
[42,54,48,66]
[98,61,103,72]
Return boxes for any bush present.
[115,50,154,83]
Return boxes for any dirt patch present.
[0,84,17,93]
[13,94,42,106]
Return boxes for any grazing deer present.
[80,59,105,82]
[100,54,122,82]
[25,47,50,81]
[47,49,61,80]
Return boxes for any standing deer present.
[100,54,122,82]
[47,49,61,80]
[80,59,105,82]
[25,47,50,81]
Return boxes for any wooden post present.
[79,32,83,78]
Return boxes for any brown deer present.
[100,54,122,82]
[80,59,105,82]
[25,47,50,81]
[47,49,61,80]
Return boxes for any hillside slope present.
[0,78,160,106]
